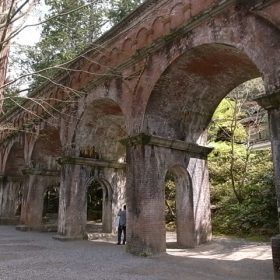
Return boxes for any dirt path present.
[0,226,273,280]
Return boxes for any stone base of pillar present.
[16,225,32,231]
[16,224,57,232]
[52,234,87,241]
[272,235,280,280]
[0,217,19,225]
[126,243,165,257]
[87,232,116,241]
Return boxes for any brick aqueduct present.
[0,0,280,264]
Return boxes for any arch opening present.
[5,142,25,177]
[15,186,23,217]
[86,177,113,233]
[142,42,276,248]
[27,127,61,229]
[87,180,103,223]
[207,78,278,237]
[165,166,195,249]
[76,98,127,161]
[76,98,127,234]
[43,185,59,225]
[143,43,261,144]
[1,142,25,223]
[31,126,62,170]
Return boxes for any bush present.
[210,149,278,237]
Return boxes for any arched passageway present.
[58,98,127,239]
[207,78,277,237]
[0,141,25,223]
[5,142,25,177]
[22,126,61,229]
[31,127,62,170]
[165,166,195,248]
[43,185,59,224]
[143,44,260,143]
[86,178,113,233]
[126,43,265,255]
[87,181,103,223]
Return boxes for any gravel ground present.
[0,226,273,280]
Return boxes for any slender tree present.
[208,79,277,236]
[0,0,39,114]
[0,0,12,114]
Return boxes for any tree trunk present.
[0,0,12,115]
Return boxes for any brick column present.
[101,180,113,233]
[174,167,196,248]
[270,107,280,280]
[25,175,45,228]
[126,143,166,255]
[187,157,212,245]
[0,174,5,217]
[256,90,280,280]
[0,175,22,224]
[19,177,29,225]
[56,162,89,240]
[121,133,212,255]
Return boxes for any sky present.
[8,1,48,94]
[14,1,48,46]
[16,18,41,46]
[9,0,109,94]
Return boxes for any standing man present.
[117,205,126,245]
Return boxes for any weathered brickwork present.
[0,1,279,275]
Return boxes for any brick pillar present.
[187,157,212,245]
[256,90,280,280]
[24,174,46,228]
[270,109,280,280]
[19,178,29,225]
[0,176,22,224]
[269,108,280,226]
[125,143,166,255]
[57,162,89,240]
[272,235,280,279]
[122,133,212,255]
[175,168,196,248]
[102,186,112,233]
[0,176,3,216]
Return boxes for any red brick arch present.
[127,9,280,135]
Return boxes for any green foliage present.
[24,0,144,90]
[7,0,146,109]
[87,181,103,221]
[165,172,176,228]
[27,0,106,88]
[208,98,247,143]
[164,88,277,238]
[211,150,278,237]
[208,95,278,237]
[208,141,249,203]
[43,186,59,217]
[2,87,24,112]
[107,0,144,24]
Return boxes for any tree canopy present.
[26,0,143,89]
[2,0,144,111]
[207,82,277,237]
